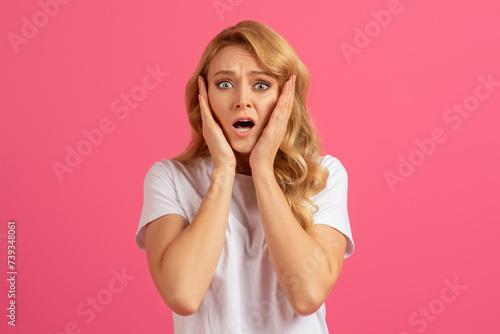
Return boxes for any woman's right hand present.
[198,76,237,171]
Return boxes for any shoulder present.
[319,154,344,168]
[319,155,348,182]
[144,157,211,186]
[146,157,206,175]
[144,159,174,180]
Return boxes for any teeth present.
[234,119,253,124]
[233,119,254,132]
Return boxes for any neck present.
[234,152,252,175]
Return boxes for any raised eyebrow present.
[212,70,275,79]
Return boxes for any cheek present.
[258,94,279,121]
[207,91,224,123]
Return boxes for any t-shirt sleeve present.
[135,161,188,251]
[311,155,355,258]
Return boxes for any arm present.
[145,76,237,316]
[252,169,346,316]
[249,75,347,315]
[145,166,234,316]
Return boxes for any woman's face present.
[206,45,280,156]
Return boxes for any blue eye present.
[215,80,270,91]
[217,81,233,89]
[254,82,270,90]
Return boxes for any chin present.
[230,143,255,155]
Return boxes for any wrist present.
[211,166,236,182]
[251,167,275,181]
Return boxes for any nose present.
[235,84,252,109]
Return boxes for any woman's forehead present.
[208,45,268,77]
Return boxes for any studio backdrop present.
[1,0,499,333]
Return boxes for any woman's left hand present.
[249,75,296,174]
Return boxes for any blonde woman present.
[135,20,354,333]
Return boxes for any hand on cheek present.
[198,76,236,170]
[249,75,296,173]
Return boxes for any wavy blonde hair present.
[173,20,329,234]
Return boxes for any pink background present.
[2,0,499,333]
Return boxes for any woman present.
[135,20,354,333]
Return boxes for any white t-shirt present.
[135,155,354,334]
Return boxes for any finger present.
[277,82,289,127]
[198,93,207,121]
[198,75,208,97]
[198,76,207,109]
[198,93,208,122]
[278,77,294,128]
[284,75,295,114]
[267,80,288,133]
[283,76,295,125]
[289,75,296,105]
[198,77,213,123]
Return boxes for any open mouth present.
[232,120,255,133]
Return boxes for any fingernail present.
[292,75,296,83]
